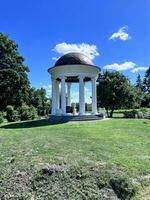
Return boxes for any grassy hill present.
[0,119,150,199]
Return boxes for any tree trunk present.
[110,106,115,118]
[106,109,109,117]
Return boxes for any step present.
[50,114,104,122]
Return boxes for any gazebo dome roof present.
[54,52,94,67]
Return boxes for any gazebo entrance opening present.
[51,75,97,116]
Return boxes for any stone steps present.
[50,114,104,123]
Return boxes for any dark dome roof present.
[54,52,94,67]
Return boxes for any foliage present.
[28,87,50,116]
[125,86,143,108]
[18,104,37,121]
[136,74,143,90]
[123,110,138,118]
[141,93,150,108]
[97,71,142,117]
[143,67,150,93]
[0,33,30,111]
[0,33,51,115]
[0,112,4,124]
[6,105,19,122]
[124,109,150,119]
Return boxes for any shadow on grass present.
[0,119,67,129]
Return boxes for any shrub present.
[19,104,37,121]
[123,110,138,118]
[124,109,150,119]
[143,112,150,119]
[136,111,144,119]
[140,108,148,113]
[146,112,150,119]
[6,105,19,122]
[0,112,4,124]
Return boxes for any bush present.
[0,112,4,124]
[147,112,150,119]
[140,108,148,113]
[124,109,150,119]
[136,111,144,119]
[19,104,37,121]
[6,105,19,122]
[123,110,138,118]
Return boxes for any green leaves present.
[0,32,30,110]
[97,71,142,117]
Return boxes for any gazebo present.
[48,52,100,116]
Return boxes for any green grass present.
[0,119,150,199]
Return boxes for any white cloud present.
[52,42,99,60]
[131,67,148,73]
[103,61,136,71]
[52,57,59,61]
[109,26,131,41]
[42,84,52,96]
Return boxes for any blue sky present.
[0,0,150,102]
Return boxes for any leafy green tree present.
[0,33,30,111]
[97,71,142,117]
[126,86,143,108]
[28,87,50,116]
[143,67,150,93]
[136,74,143,90]
[141,93,150,107]
[0,112,4,124]
[6,105,19,122]
[18,104,37,121]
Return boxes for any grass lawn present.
[0,119,150,199]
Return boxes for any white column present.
[91,76,97,115]
[79,75,85,115]
[51,77,56,115]
[61,76,66,115]
[67,82,71,106]
[55,80,60,111]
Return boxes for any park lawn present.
[0,119,150,199]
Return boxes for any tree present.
[126,86,143,109]
[136,74,143,90]
[143,67,150,93]
[141,93,150,107]
[28,87,50,116]
[0,33,30,111]
[97,71,142,117]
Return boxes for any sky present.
[0,0,150,103]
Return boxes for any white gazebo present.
[48,52,100,116]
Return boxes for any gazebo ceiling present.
[57,76,91,83]
[54,52,94,67]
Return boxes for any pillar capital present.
[59,75,66,80]
[51,76,56,81]
[79,74,85,80]
[91,76,98,81]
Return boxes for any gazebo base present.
[49,114,104,123]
